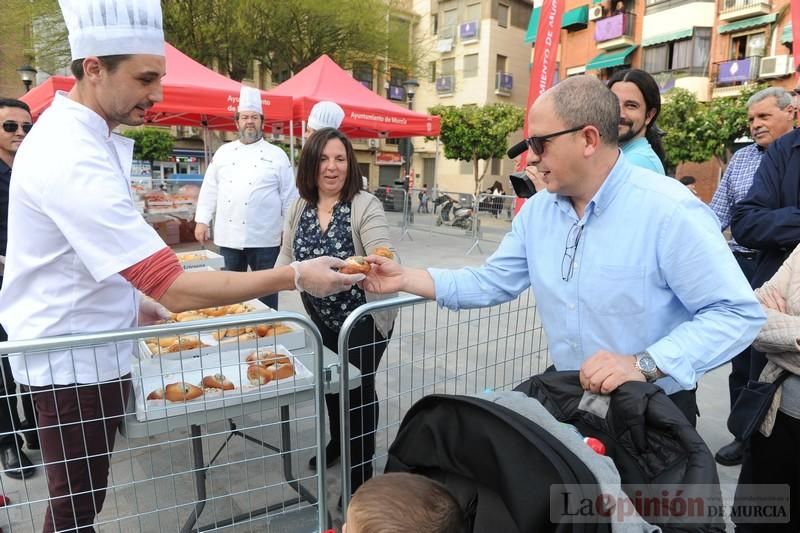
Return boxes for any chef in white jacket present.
[194,86,298,309]
[0,1,362,530]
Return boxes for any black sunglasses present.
[525,125,588,156]
[2,121,32,134]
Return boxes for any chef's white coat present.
[195,139,297,249]
[0,93,166,386]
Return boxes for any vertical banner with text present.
[516,0,567,171]
[793,0,800,72]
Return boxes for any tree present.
[122,128,175,167]
[162,0,426,82]
[430,104,525,197]
[1,0,70,76]
[660,84,766,169]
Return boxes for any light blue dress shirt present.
[429,153,764,394]
[620,137,665,174]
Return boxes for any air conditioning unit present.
[367,139,379,149]
[589,5,605,20]
[759,54,793,78]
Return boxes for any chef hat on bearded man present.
[307,101,345,131]
[58,0,165,61]
[237,86,263,115]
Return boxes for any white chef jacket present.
[195,139,297,249]
[0,92,166,386]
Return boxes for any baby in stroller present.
[343,472,464,533]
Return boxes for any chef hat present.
[307,101,345,131]
[59,0,165,61]
[237,86,263,115]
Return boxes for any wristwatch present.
[634,351,660,383]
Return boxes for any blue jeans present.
[219,246,280,309]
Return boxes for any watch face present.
[638,355,657,373]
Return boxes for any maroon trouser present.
[30,376,131,533]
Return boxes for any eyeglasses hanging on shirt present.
[562,222,584,282]
[2,121,32,134]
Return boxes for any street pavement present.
[0,207,742,532]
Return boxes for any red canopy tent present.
[266,54,440,139]
[21,43,293,131]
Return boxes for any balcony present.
[436,75,454,95]
[459,20,480,43]
[495,72,513,96]
[718,0,771,22]
[711,56,760,97]
[595,12,636,51]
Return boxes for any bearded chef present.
[194,86,298,309]
[0,1,363,530]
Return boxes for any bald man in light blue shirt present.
[362,76,764,426]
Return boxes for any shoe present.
[20,424,38,451]
[0,444,35,480]
[715,439,744,466]
[308,442,340,471]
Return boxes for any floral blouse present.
[293,201,367,331]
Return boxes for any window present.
[464,54,479,77]
[442,8,458,37]
[442,58,456,77]
[731,31,766,60]
[272,68,291,84]
[353,62,373,90]
[466,2,481,22]
[497,3,509,28]
[432,13,439,34]
[642,28,711,75]
[491,158,501,175]
[496,54,508,74]
[429,61,437,83]
[390,68,406,86]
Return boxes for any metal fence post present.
[465,193,483,256]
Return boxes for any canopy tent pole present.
[301,120,307,148]
[289,119,295,168]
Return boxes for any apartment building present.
[405,0,534,193]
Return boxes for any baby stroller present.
[384,371,724,533]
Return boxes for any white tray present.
[131,345,313,422]
[176,249,225,270]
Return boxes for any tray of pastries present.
[140,301,306,359]
[132,345,313,421]
[176,249,225,270]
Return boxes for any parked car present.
[374,185,407,212]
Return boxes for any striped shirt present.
[709,143,763,254]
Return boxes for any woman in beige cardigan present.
[276,128,396,496]
[735,244,800,532]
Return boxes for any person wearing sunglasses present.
[360,75,764,427]
[0,98,38,481]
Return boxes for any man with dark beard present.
[608,69,667,174]
[195,85,298,309]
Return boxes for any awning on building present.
[642,28,694,47]
[718,13,777,34]
[585,45,638,71]
[525,4,590,43]
[782,23,792,44]
[562,5,589,31]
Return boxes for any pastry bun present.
[340,256,371,275]
[164,382,204,402]
[373,247,394,259]
[202,373,235,390]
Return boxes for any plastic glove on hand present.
[290,257,365,298]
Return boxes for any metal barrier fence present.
[337,290,549,512]
[0,312,335,532]
[382,187,520,255]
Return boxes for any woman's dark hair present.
[296,127,362,204]
[607,68,667,168]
